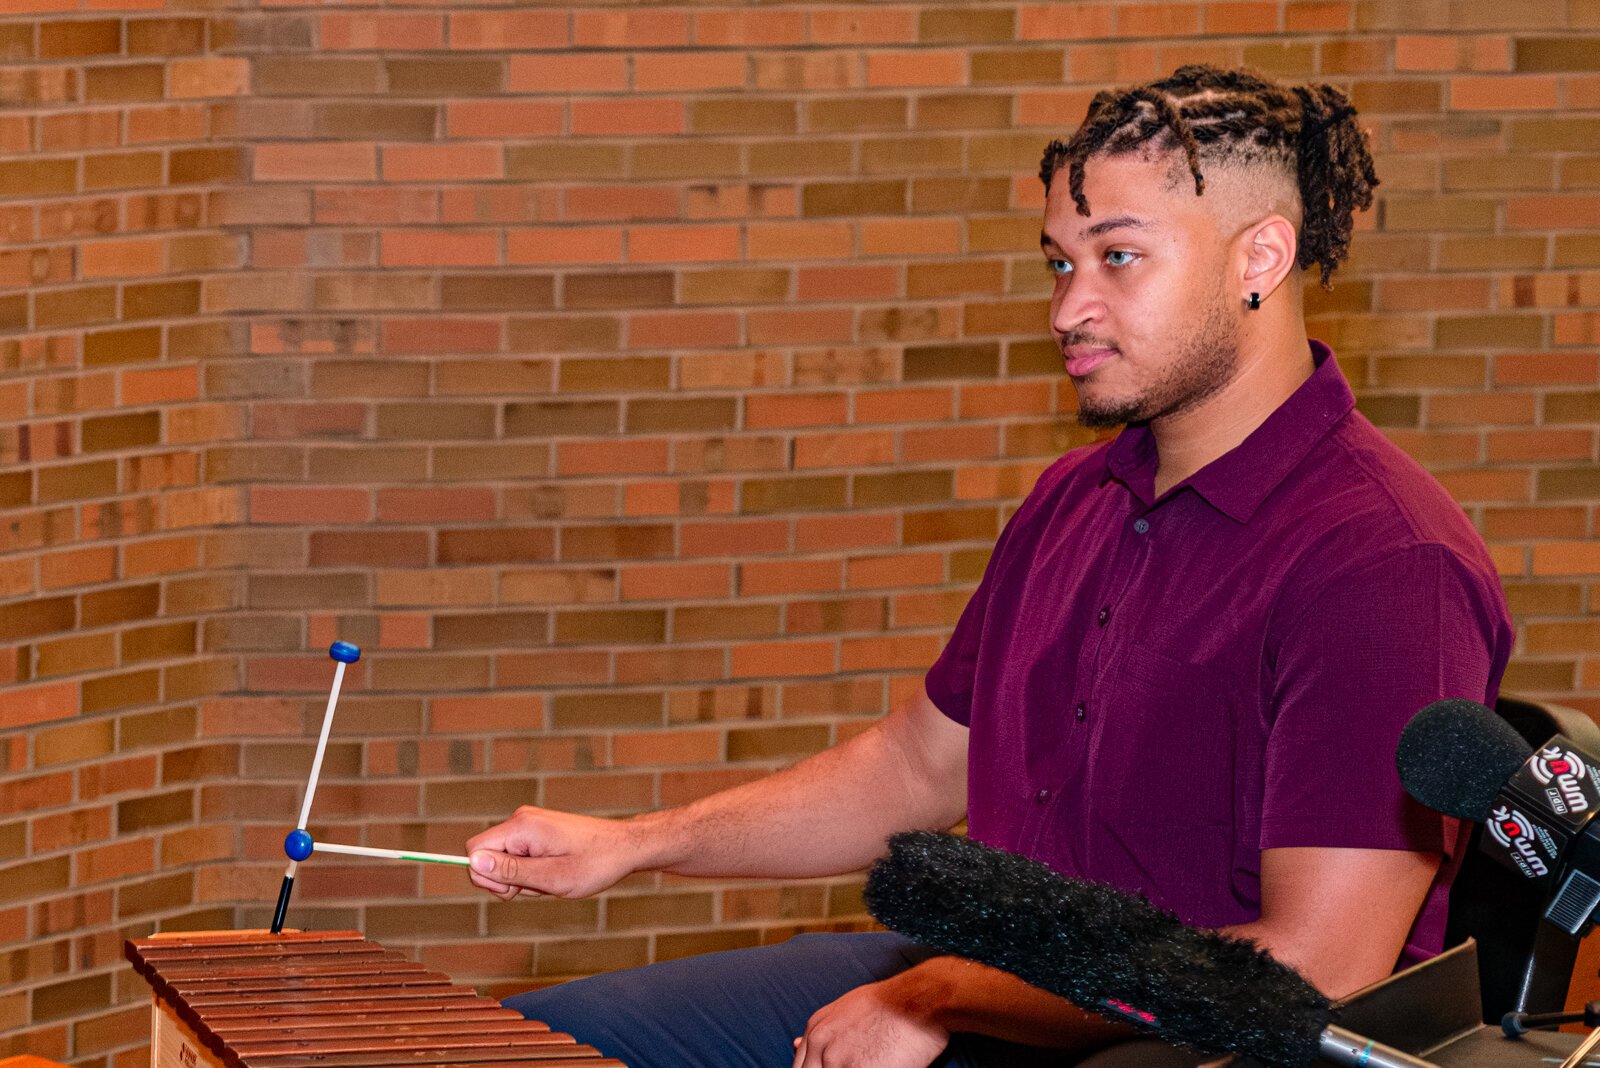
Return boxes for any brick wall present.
[3,2,1599,1065]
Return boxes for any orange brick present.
[508,53,629,93]
[1018,4,1114,39]
[1204,2,1279,32]
[731,639,836,678]
[749,309,854,345]
[380,230,499,267]
[840,634,942,671]
[1533,543,1600,576]
[40,546,116,589]
[254,142,376,182]
[810,8,917,44]
[847,551,944,589]
[628,224,741,264]
[795,429,896,470]
[747,392,849,429]
[748,221,853,261]
[856,387,955,423]
[694,10,808,46]
[0,680,77,730]
[635,52,748,92]
[866,50,967,88]
[572,99,685,136]
[445,101,564,139]
[629,312,740,348]
[250,487,370,525]
[508,227,624,265]
[739,559,842,596]
[431,695,544,733]
[573,9,690,47]
[558,440,672,477]
[321,13,444,50]
[1285,2,1351,31]
[121,367,199,406]
[1451,76,1559,111]
[449,10,566,49]
[860,218,962,256]
[79,238,164,279]
[169,58,250,98]
[618,562,731,602]
[382,144,503,182]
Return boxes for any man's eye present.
[1045,259,1072,276]
[1105,250,1139,267]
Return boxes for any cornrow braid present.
[1039,65,1379,288]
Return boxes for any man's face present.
[1041,151,1242,429]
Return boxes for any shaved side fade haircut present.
[1040,65,1380,289]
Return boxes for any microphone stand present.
[1558,1025,1600,1068]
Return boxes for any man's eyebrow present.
[1082,215,1157,239]
[1039,215,1159,250]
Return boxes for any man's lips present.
[1063,346,1116,377]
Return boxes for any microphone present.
[1397,699,1600,935]
[865,831,1438,1068]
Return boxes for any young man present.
[466,66,1513,1068]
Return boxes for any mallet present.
[282,834,469,867]
[269,640,361,935]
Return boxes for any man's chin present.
[1074,396,1142,430]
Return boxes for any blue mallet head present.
[328,641,361,664]
[284,828,314,862]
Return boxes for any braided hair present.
[1039,65,1378,289]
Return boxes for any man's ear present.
[1240,215,1298,305]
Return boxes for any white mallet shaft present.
[297,661,349,829]
[314,840,471,867]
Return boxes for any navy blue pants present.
[504,932,1205,1068]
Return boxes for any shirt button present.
[1074,701,1086,721]
[1035,788,1051,804]
[1097,607,1110,626]
[1133,518,1150,534]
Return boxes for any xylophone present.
[125,930,625,1068]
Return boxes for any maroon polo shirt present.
[925,341,1513,968]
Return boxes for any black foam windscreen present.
[1395,698,1531,822]
[864,831,1332,1067]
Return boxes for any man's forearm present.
[883,956,1134,1053]
[630,692,968,881]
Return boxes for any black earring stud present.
[1247,292,1261,310]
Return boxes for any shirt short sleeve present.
[924,561,992,727]
[923,460,1067,726]
[1261,542,1511,853]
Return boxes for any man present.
[465,66,1514,1068]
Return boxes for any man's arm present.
[794,843,1440,1067]
[466,689,968,899]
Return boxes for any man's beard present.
[1073,293,1241,430]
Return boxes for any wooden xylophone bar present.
[126,930,626,1068]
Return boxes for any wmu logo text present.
[1530,746,1591,816]
[1487,806,1550,878]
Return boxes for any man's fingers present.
[469,849,547,895]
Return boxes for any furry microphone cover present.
[864,831,1334,1067]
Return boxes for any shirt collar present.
[1101,339,1354,522]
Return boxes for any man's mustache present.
[1059,331,1118,351]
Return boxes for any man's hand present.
[792,975,950,1068]
[465,805,647,901]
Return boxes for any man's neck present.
[1149,326,1317,498]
